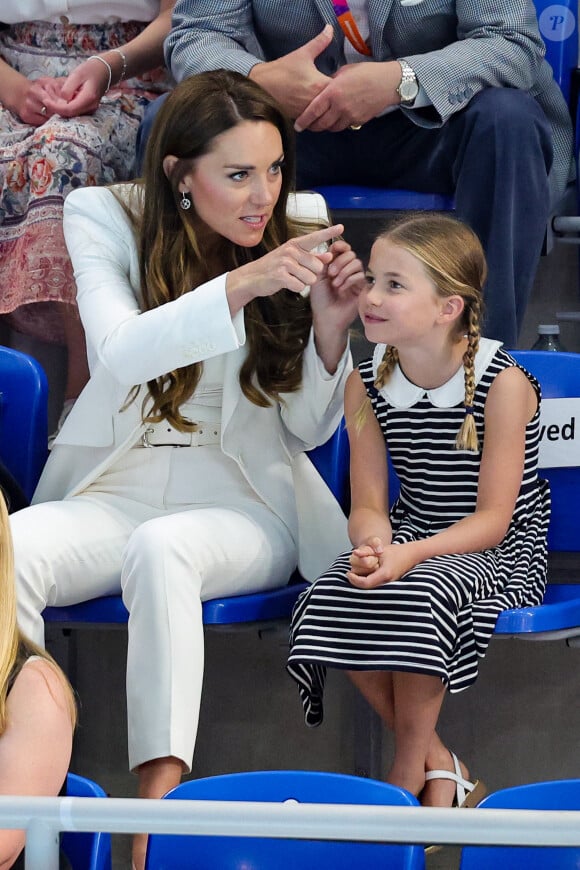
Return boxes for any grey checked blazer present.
[165,0,574,201]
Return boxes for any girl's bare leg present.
[346,669,458,803]
[132,756,184,870]
[387,671,447,797]
[346,669,395,728]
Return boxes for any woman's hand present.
[225,223,343,314]
[6,74,61,125]
[45,57,111,117]
[347,540,418,588]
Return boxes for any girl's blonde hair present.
[0,494,76,732]
[365,212,487,452]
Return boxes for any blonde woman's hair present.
[122,69,317,430]
[0,494,76,733]
[361,212,486,452]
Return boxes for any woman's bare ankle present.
[132,756,185,868]
[137,756,184,800]
[132,833,148,870]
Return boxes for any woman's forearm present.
[100,2,174,84]
[0,59,27,113]
[312,325,349,375]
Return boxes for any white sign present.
[538,398,580,468]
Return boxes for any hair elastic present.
[464,405,474,415]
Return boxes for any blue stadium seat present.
[492,351,580,640]
[460,779,580,869]
[144,770,424,870]
[0,345,48,502]
[62,773,112,870]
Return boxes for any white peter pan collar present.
[371,338,503,409]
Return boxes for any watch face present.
[400,79,419,100]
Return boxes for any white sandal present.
[423,751,486,855]
[424,750,486,808]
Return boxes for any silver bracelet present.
[110,47,128,83]
[87,55,112,93]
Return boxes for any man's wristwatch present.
[397,59,419,106]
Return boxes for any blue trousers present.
[138,88,553,347]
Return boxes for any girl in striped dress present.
[287,213,550,809]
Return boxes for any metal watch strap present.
[397,59,418,106]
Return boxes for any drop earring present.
[180,191,192,211]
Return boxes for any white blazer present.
[33,185,352,580]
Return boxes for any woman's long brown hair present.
[129,69,319,429]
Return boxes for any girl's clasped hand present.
[348,536,418,587]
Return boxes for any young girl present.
[287,212,550,808]
[0,490,75,869]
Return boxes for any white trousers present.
[11,445,296,771]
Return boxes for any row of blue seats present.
[28,769,580,869]
[12,348,574,645]
[2,343,580,658]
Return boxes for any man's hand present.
[249,24,334,119]
[295,60,402,132]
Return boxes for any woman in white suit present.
[11,69,362,868]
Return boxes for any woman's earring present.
[180,191,192,211]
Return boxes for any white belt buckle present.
[141,424,220,447]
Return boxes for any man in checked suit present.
[158,0,574,347]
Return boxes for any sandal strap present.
[424,751,475,805]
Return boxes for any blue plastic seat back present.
[313,185,455,212]
[0,345,48,501]
[62,773,112,870]
[510,351,580,553]
[145,769,424,870]
[306,418,350,505]
[460,779,580,869]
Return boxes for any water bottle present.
[531,324,566,352]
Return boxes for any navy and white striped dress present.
[287,339,550,727]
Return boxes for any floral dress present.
[0,16,171,342]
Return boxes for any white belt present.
[141,423,221,448]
